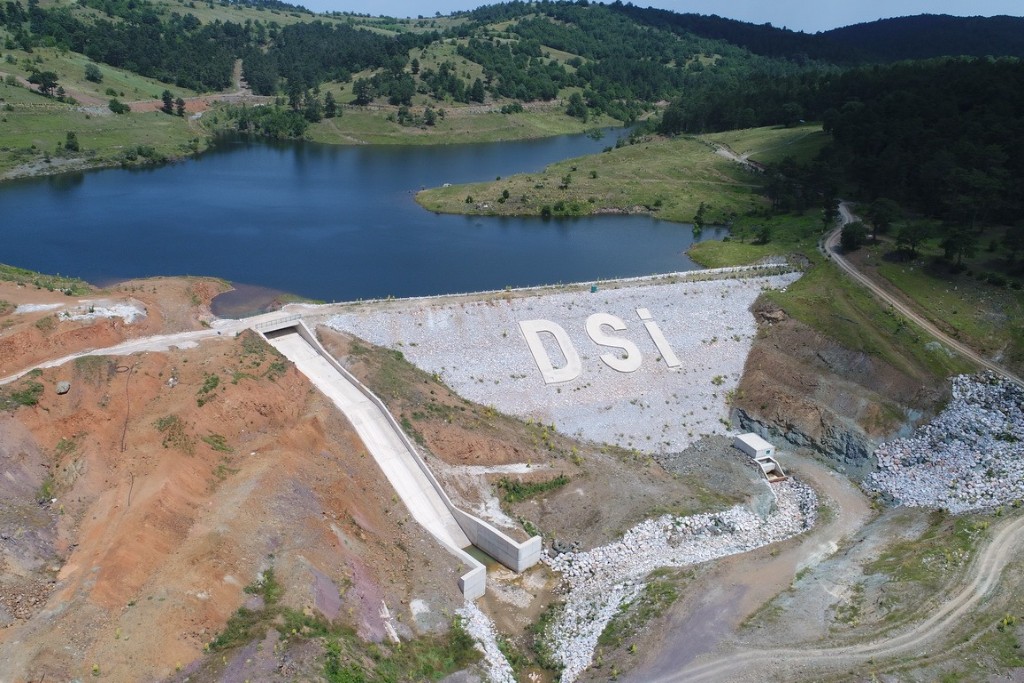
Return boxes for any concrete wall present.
[259,318,539,598]
[453,509,543,572]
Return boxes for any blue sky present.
[299,0,1024,33]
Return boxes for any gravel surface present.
[543,479,818,682]
[14,299,147,323]
[868,373,1024,512]
[326,271,798,454]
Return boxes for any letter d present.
[518,319,582,384]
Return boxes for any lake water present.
[0,131,724,304]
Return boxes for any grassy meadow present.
[705,123,828,165]
[416,131,769,224]
[0,79,204,177]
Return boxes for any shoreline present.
[0,110,625,184]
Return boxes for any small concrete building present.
[734,433,786,483]
[734,433,775,459]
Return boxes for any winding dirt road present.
[824,204,1024,387]
[673,513,1024,681]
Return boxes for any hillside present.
[3,0,1023,178]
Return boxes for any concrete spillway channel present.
[256,317,541,599]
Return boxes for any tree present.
[423,106,437,126]
[108,98,130,114]
[352,78,373,105]
[821,195,840,232]
[161,90,174,115]
[387,75,415,106]
[941,224,978,267]
[896,221,930,257]
[865,198,900,242]
[469,77,485,103]
[781,101,803,128]
[692,201,707,232]
[410,57,420,75]
[323,91,337,118]
[84,63,103,83]
[175,97,186,117]
[840,220,868,251]
[303,90,322,122]
[1003,225,1024,265]
[566,91,588,121]
[63,131,80,153]
[27,70,58,96]
[754,224,772,245]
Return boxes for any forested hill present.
[822,14,1024,62]
[468,3,1024,65]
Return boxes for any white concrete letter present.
[585,313,642,373]
[518,319,582,384]
[637,308,681,368]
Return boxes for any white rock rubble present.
[868,373,1024,512]
[457,600,517,683]
[543,479,817,682]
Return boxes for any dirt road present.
[625,453,873,681]
[823,205,1024,387]
[674,512,1024,681]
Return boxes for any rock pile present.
[543,480,817,682]
[868,374,1024,512]
[456,601,517,683]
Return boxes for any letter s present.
[585,313,642,373]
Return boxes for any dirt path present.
[823,205,1024,387]
[675,512,1024,681]
[624,453,873,681]
[0,308,300,386]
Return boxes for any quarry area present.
[1,268,1023,683]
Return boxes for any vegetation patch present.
[74,355,113,384]
[35,474,56,504]
[202,433,233,453]
[196,372,220,406]
[0,263,90,296]
[597,568,684,650]
[155,414,194,455]
[209,566,479,682]
[1,377,44,409]
[497,474,571,503]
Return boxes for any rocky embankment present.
[457,601,517,683]
[542,480,817,682]
[868,373,1024,512]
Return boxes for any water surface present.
[0,132,722,302]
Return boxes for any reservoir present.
[0,132,723,303]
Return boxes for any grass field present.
[306,105,619,145]
[1,46,203,103]
[855,234,1024,374]
[416,132,767,224]
[0,80,204,177]
[705,123,828,165]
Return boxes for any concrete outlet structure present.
[734,433,787,483]
[255,316,541,600]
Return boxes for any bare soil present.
[0,279,465,682]
[734,300,947,477]
[0,276,229,378]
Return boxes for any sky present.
[297,0,1024,33]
